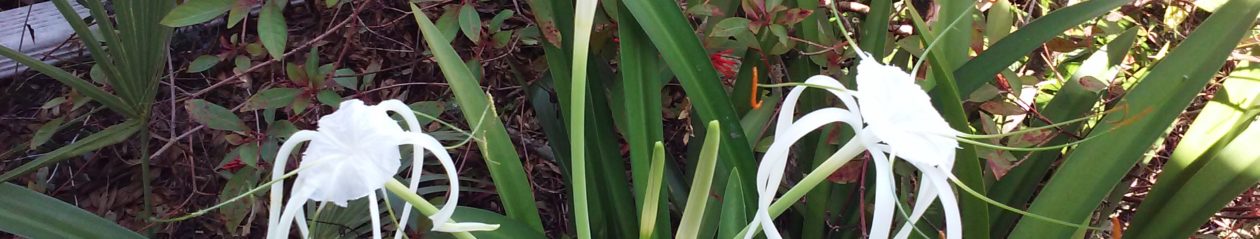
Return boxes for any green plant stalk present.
[737,139,864,237]
[383,180,476,239]
[1009,0,1260,236]
[677,121,723,238]
[622,0,758,204]
[571,0,598,237]
[138,119,155,235]
[410,5,544,230]
[639,143,667,239]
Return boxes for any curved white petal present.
[368,192,383,239]
[269,130,320,231]
[377,99,430,238]
[408,133,500,232]
[270,184,316,239]
[746,75,865,239]
[892,169,940,239]
[866,144,897,239]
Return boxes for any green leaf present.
[1009,0,1260,237]
[710,17,753,37]
[489,10,515,31]
[243,88,301,111]
[0,120,141,182]
[437,7,462,43]
[638,143,668,239]
[258,1,289,59]
[1125,59,1260,238]
[677,121,722,238]
[987,27,1139,236]
[717,170,747,239]
[410,4,544,231]
[623,0,757,213]
[332,68,358,90]
[361,60,382,88]
[160,0,233,27]
[30,117,66,150]
[316,89,342,108]
[0,45,135,117]
[188,55,221,73]
[492,30,513,48]
[187,99,249,132]
[220,167,257,234]
[227,0,250,28]
[459,4,482,42]
[618,5,671,238]
[0,183,144,238]
[291,94,311,114]
[954,0,1129,95]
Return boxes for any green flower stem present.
[383,179,476,239]
[739,138,865,237]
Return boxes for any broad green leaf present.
[188,55,221,73]
[332,68,358,90]
[227,0,250,28]
[410,4,544,230]
[437,7,462,43]
[1126,59,1260,238]
[717,171,747,239]
[677,121,722,238]
[623,0,757,212]
[187,99,249,132]
[220,167,257,234]
[954,0,1129,95]
[160,0,233,27]
[0,183,144,238]
[0,120,141,182]
[459,4,482,42]
[1010,0,1260,237]
[243,88,301,111]
[316,89,342,108]
[985,0,1014,44]
[259,1,288,59]
[489,10,515,31]
[30,117,66,150]
[987,27,1139,237]
[710,17,753,37]
[619,4,671,238]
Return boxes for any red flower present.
[218,157,246,173]
[709,49,739,78]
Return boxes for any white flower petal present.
[855,57,958,167]
[368,192,384,239]
[867,144,898,239]
[269,130,320,231]
[407,132,501,232]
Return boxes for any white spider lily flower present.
[746,75,864,239]
[745,52,962,239]
[853,54,961,239]
[267,99,498,239]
